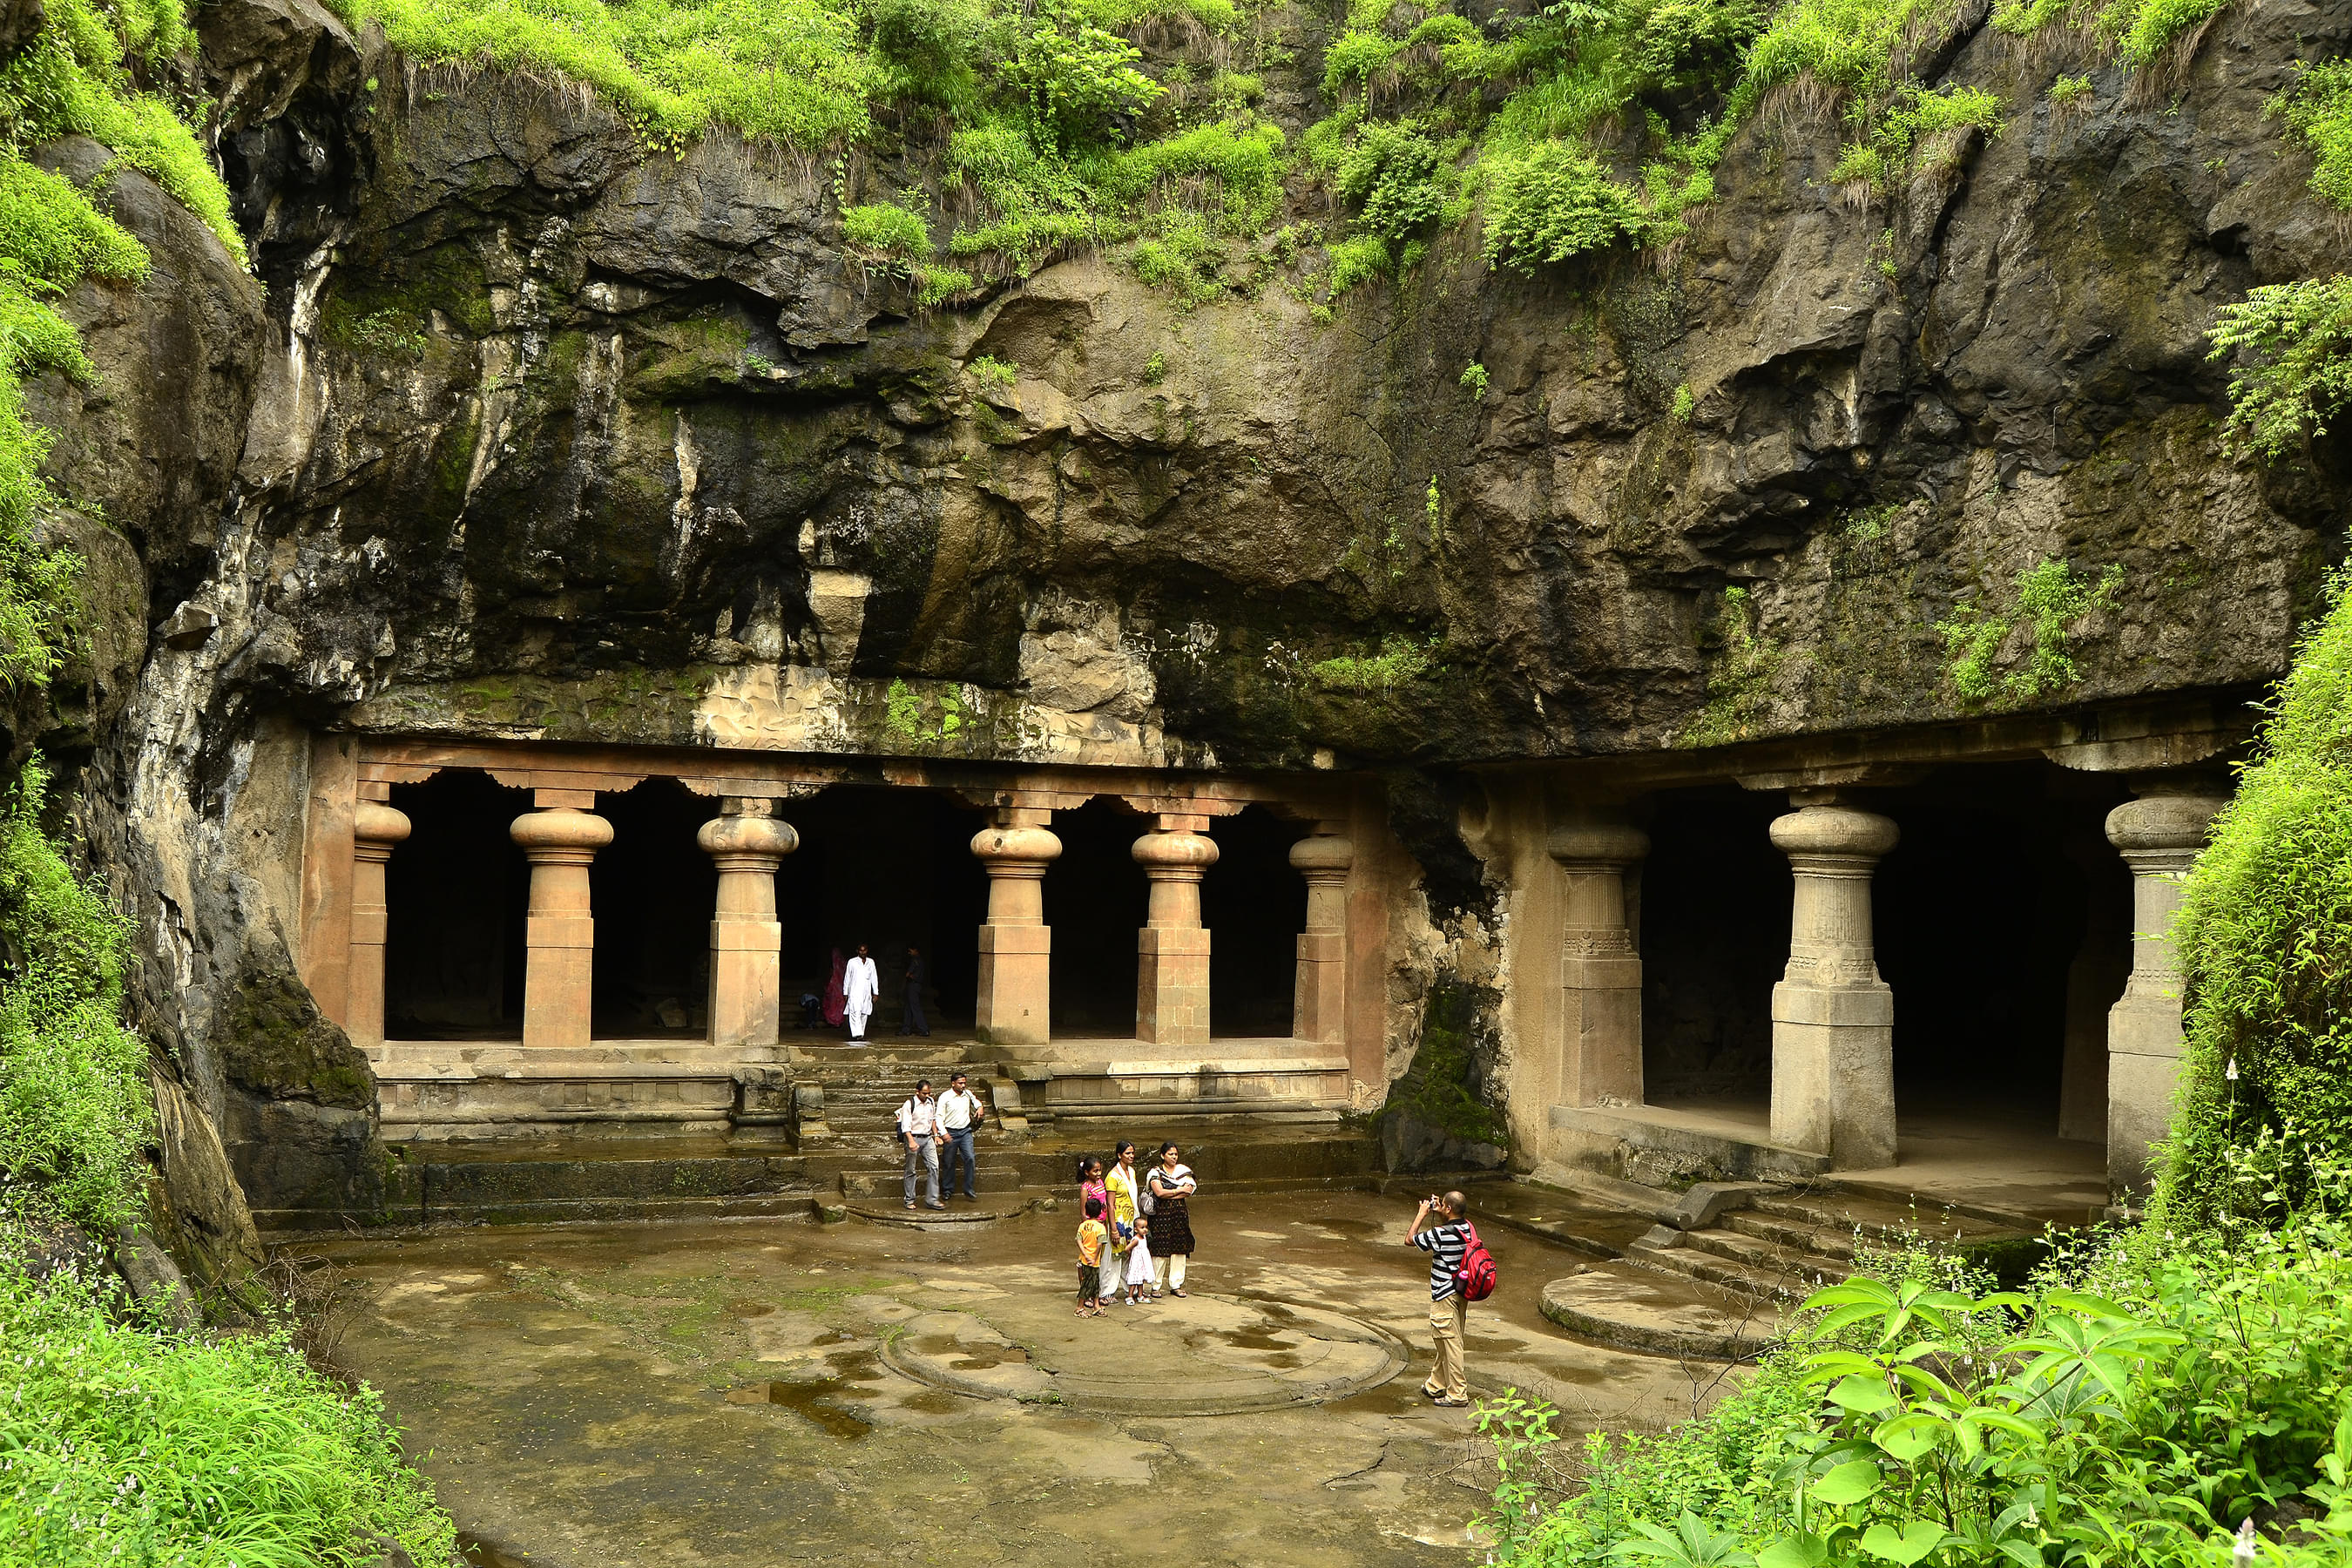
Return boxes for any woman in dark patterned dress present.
[1146,1141,1197,1298]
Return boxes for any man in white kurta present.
[844,944,881,1040]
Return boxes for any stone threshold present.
[1549,1101,1837,1181]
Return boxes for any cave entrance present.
[383,769,531,1039]
[1045,798,1149,1037]
[1204,805,1308,1038]
[589,780,719,1038]
[1638,785,1790,1120]
[770,785,990,1037]
[1873,763,2131,1171]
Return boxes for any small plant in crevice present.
[1459,362,1489,398]
[1936,557,2124,704]
[963,353,1018,389]
[1309,632,1442,694]
[1670,382,1694,423]
[1680,585,1785,749]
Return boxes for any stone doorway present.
[382,767,531,1040]
[1204,804,1309,1039]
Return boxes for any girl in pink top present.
[1077,1156,1108,1240]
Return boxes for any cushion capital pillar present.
[2104,779,2228,1193]
[1545,815,1648,1109]
[1133,821,1219,1045]
[1290,831,1353,1045]
[1768,798,1899,1168]
[347,801,410,1051]
[511,806,613,1050]
[700,799,797,1053]
[972,811,1060,1047]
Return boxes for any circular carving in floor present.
[879,1292,1409,1416]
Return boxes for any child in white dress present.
[1123,1214,1155,1304]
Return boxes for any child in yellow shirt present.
[1076,1197,1108,1316]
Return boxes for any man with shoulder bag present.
[896,1079,945,1211]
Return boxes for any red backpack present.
[1455,1224,1497,1302]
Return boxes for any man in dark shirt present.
[1407,1190,1472,1407]
[899,946,930,1037]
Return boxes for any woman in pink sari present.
[822,947,848,1028]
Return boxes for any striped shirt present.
[1412,1221,1471,1300]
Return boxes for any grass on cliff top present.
[330,0,2259,304]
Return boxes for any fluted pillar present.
[700,800,798,1052]
[2105,780,2228,1193]
[1134,815,1218,1045]
[511,800,613,1050]
[1769,795,1900,1167]
[972,808,1060,1047]
[348,799,411,1051]
[1548,818,1649,1108]
[1290,830,1352,1044]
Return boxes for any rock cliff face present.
[14,0,2345,1228]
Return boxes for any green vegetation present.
[0,1242,456,1568]
[1989,0,2234,69]
[1308,631,1439,693]
[1379,978,1508,1149]
[2207,276,2352,462]
[0,758,150,1233]
[964,352,1018,387]
[1488,1183,2352,1568]
[1671,382,1694,422]
[1935,557,2121,705]
[1682,585,1784,748]
[1459,361,1489,396]
[2155,578,2352,1228]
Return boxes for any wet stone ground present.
[303,1190,1725,1566]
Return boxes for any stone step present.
[1539,1263,1785,1361]
[1720,1209,1861,1261]
[1679,1226,1853,1284]
[1747,1188,2015,1245]
[1626,1234,1842,1304]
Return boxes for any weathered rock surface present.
[7,0,2346,1227]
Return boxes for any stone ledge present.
[1549,1104,1834,1182]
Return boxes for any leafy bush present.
[0,1243,456,1568]
[2207,276,2352,462]
[0,755,152,1233]
[1493,1179,2352,1568]
[841,200,933,260]
[1002,7,1161,145]
[1481,140,1652,273]
[2274,60,2352,213]
[2155,579,2352,1227]
[1935,557,2121,705]
[1335,120,1452,240]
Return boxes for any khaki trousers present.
[1427,1294,1467,1399]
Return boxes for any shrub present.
[841,200,933,260]
[2273,59,2352,213]
[0,756,152,1233]
[1335,120,1451,240]
[1493,1179,2352,1568]
[2155,578,2352,1227]
[0,1242,456,1568]
[1479,140,1651,273]
[2207,275,2352,462]
[1001,8,1161,145]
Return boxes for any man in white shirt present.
[936,1071,986,1202]
[896,1078,944,1211]
[844,944,881,1041]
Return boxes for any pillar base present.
[1769,981,1896,1169]
[2105,991,2186,1193]
[1294,929,1347,1045]
[708,918,785,1051]
[1138,926,1213,1046]
[977,923,1051,1047]
[1561,952,1643,1105]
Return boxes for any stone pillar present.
[1769,794,1900,1168]
[1290,829,1352,1045]
[1547,817,1649,1107]
[1134,815,1219,1046]
[972,808,1060,1048]
[511,795,614,1050]
[700,800,798,1052]
[2105,781,2227,1193]
[347,798,411,1051]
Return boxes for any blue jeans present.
[942,1127,977,1198]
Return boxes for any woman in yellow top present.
[1103,1141,1141,1305]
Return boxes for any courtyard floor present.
[301,1188,1723,1567]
